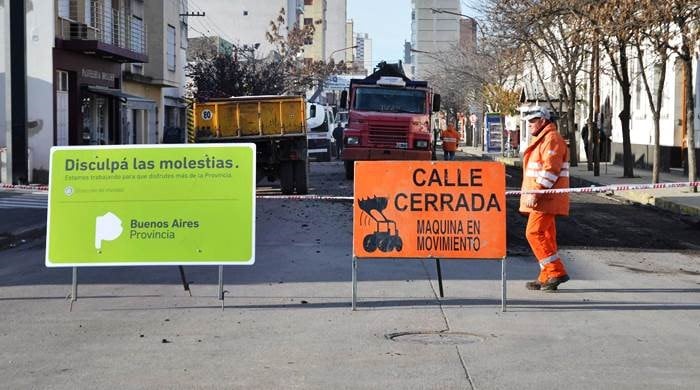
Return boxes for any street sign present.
[353,161,506,259]
[46,144,256,267]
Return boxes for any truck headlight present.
[415,140,428,148]
[346,136,359,145]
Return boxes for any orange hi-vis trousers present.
[525,211,568,283]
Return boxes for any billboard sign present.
[46,144,255,267]
[353,161,506,259]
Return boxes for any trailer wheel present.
[344,160,354,180]
[293,160,308,195]
[280,161,294,195]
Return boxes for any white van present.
[306,103,336,161]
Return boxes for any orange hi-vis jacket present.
[519,122,570,216]
[441,127,460,152]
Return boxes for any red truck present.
[339,62,441,179]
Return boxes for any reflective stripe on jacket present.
[441,128,460,152]
[519,122,570,216]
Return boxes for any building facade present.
[517,43,700,173]
[1,0,55,182]
[1,0,192,184]
[325,0,347,62]
[410,0,461,79]
[188,0,303,58]
[355,33,372,74]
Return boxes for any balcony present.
[55,0,148,63]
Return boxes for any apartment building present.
[345,20,354,64]
[410,0,461,79]
[354,33,372,74]
[188,0,303,58]
[54,0,148,154]
[122,0,189,144]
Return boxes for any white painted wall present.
[1,1,54,180]
[188,0,292,57]
[1,0,6,150]
[26,0,55,175]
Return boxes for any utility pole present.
[3,0,28,184]
[593,36,601,176]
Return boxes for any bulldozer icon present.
[358,196,403,253]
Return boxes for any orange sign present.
[353,161,506,259]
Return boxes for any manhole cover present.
[387,331,484,345]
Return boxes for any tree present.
[484,0,588,166]
[633,0,673,183]
[668,0,699,183]
[583,0,641,178]
[187,8,345,100]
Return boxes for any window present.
[167,24,176,71]
[304,18,313,26]
[304,0,313,5]
[131,63,144,75]
[57,70,69,92]
[58,0,70,19]
[180,21,188,49]
[130,16,144,53]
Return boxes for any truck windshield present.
[354,87,426,114]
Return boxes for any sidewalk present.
[460,145,700,217]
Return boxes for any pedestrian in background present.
[581,123,589,162]
[520,106,571,291]
[332,123,344,159]
[441,123,460,161]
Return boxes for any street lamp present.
[328,45,358,64]
[430,7,476,21]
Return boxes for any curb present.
[0,223,46,249]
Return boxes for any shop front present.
[53,49,124,146]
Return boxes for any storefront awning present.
[84,86,156,110]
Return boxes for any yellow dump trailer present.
[192,95,308,195]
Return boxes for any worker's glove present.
[523,193,538,208]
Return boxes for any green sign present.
[46,144,255,267]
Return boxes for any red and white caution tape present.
[2,181,697,198]
[0,183,49,192]
[257,194,353,201]
[506,181,700,196]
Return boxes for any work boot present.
[525,280,541,290]
[541,275,570,292]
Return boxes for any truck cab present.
[306,103,336,162]
[340,62,440,179]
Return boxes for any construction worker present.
[441,123,460,160]
[520,106,570,291]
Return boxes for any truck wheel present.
[280,161,294,195]
[293,160,308,195]
[344,160,354,180]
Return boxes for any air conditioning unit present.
[69,23,88,40]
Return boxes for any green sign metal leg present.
[178,266,191,296]
[69,267,77,312]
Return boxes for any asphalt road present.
[1,159,699,389]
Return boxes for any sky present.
[348,1,477,66]
[347,0,413,65]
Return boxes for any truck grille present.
[368,123,408,146]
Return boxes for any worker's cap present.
[523,106,551,121]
